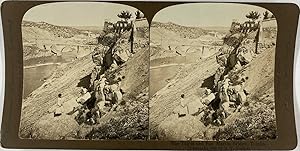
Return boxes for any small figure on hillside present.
[212,109,226,126]
[54,93,63,117]
[173,94,189,117]
[86,109,98,125]
[228,85,247,113]
[219,78,230,106]
[218,78,232,118]
[95,76,109,116]
[103,83,123,111]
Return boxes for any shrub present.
[213,103,277,140]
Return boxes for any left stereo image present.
[20,2,150,140]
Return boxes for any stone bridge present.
[180,44,222,53]
[29,41,97,61]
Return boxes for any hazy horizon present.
[23,2,139,27]
[152,20,231,28]
[153,3,273,27]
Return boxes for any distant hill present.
[201,26,230,34]
[22,21,100,60]
[151,22,208,39]
[22,21,85,38]
[71,26,103,33]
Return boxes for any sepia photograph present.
[149,3,277,141]
[20,2,149,140]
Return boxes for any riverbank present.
[23,63,59,98]
[24,62,62,69]
[24,55,64,66]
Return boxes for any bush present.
[213,103,277,140]
[85,102,148,140]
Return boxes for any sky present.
[23,3,273,27]
[153,3,273,27]
[23,2,138,26]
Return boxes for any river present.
[149,56,187,96]
[150,65,182,96]
[23,56,66,98]
[23,64,58,98]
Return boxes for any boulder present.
[202,93,216,105]
[92,46,106,66]
[185,95,205,115]
[98,33,117,47]
[102,47,114,69]
[187,99,205,115]
[47,99,80,115]
[31,114,79,139]
[227,52,239,69]
[218,44,235,54]
[113,45,130,64]
[90,66,102,86]
[214,66,226,87]
[173,105,188,115]
[157,114,206,140]
[237,46,253,64]
[216,53,229,67]
[63,99,81,113]
[223,33,244,48]
[112,31,132,65]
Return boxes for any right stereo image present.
[149,3,277,141]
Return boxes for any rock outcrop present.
[20,19,149,140]
[151,20,277,140]
[157,114,206,140]
[83,19,149,140]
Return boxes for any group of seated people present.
[51,74,123,125]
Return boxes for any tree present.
[263,11,269,20]
[135,10,142,19]
[117,11,132,22]
[246,11,261,21]
[271,14,275,18]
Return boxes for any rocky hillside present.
[150,24,277,140]
[19,19,149,140]
[151,22,208,39]
[150,22,222,61]
[22,21,98,61]
[22,21,85,39]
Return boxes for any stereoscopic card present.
[1,1,299,150]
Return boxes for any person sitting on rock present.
[90,66,102,88]
[212,109,226,126]
[67,87,92,115]
[213,66,226,90]
[218,78,232,118]
[95,76,109,116]
[54,93,64,117]
[103,83,123,111]
[202,88,216,105]
[86,108,98,125]
[219,78,230,105]
[76,87,91,104]
[231,85,247,112]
